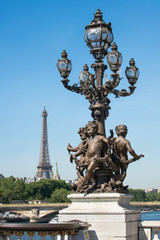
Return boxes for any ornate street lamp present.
[57,9,140,135]
[57,9,144,195]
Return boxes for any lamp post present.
[57,9,139,136]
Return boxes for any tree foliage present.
[49,188,71,203]
[129,189,160,202]
[0,177,71,203]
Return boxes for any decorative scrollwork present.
[58,56,138,134]
[111,85,136,98]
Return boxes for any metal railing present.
[0,221,90,240]
[139,221,160,240]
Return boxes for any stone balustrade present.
[139,221,160,240]
[0,221,90,240]
[1,219,160,240]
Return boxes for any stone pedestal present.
[58,193,141,240]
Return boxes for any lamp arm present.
[61,78,97,104]
[103,73,122,90]
[61,79,82,94]
[110,76,122,89]
[111,85,136,98]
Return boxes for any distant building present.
[145,188,158,193]
[53,162,60,180]
[24,177,39,184]
[65,180,73,184]
[35,105,53,179]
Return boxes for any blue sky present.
[0,0,160,189]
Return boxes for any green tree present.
[146,192,158,202]
[0,176,16,203]
[156,192,160,201]
[129,189,146,202]
[26,179,71,200]
[128,189,136,201]
[135,190,146,202]
[0,177,72,203]
[14,179,26,201]
[49,188,71,203]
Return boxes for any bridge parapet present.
[0,203,70,212]
[0,221,90,240]
[0,203,70,223]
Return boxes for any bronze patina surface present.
[57,10,144,193]
[68,122,143,193]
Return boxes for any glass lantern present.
[79,64,90,82]
[107,42,123,73]
[125,58,139,85]
[84,9,114,60]
[79,64,92,89]
[57,50,72,79]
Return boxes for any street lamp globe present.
[125,58,139,85]
[84,9,114,60]
[107,42,123,73]
[79,64,90,82]
[57,50,72,79]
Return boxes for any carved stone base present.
[58,193,141,240]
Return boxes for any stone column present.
[58,193,141,240]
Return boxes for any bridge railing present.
[138,221,160,240]
[0,221,90,240]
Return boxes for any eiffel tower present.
[36,105,53,179]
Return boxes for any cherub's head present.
[86,121,98,137]
[115,125,127,137]
[78,127,88,140]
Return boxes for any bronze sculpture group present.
[68,122,144,193]
[57,10,144,193]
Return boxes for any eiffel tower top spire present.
[36,106,53,179]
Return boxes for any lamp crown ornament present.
[94,9,103,21]
[57,9,143,193]
[130,58,135,66]
[111,42,117,51]
[83,64,89,72]
[61,49,67,58]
